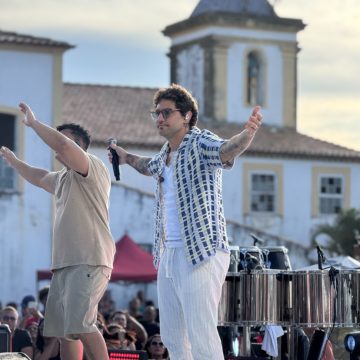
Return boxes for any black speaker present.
[0,354,31,359]
[0,325,11,353]
[108,350,148,360]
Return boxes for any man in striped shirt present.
[109,84,262,360]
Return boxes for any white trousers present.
[157,247,230,360]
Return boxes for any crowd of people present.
[0,289,169,360]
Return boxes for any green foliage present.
[312,208,360,256]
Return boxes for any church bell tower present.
[163,0,305,128]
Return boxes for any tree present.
[312,208,360,256]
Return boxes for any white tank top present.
[162,152,183,248]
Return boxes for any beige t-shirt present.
[51,154,115,270]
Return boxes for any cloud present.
[276,0,360,96]
[0,0,196,49]
[298,94,360,151]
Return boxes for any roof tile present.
[62,83,360,162]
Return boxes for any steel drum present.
[239,246,264,271]
[293,269,360,327]
[262,246,292,270]
[228,245,240,272]
[218,270,293,326]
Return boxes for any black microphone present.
[250,233,264,247]
[108,138,120,181]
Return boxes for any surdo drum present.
[293,269,360,327]
[239,246,264,271]
[218,269,293,326]
[262,246,292,270]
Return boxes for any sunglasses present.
[2,315,17,321]
[151,341,164,346]
[150,108,181,121]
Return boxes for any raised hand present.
[244,106,263,136]
[19,102,37,127]
[0,146,17,167]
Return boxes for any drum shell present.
[338,270,360,326]
[239,246,264,271]
[228,245,240,272]
[293,269,360,327]
[218,270,293,326]
[262,246,292,270]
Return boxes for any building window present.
[319,176,343,214]
[246,51,264,106]
[0,113,16,191]
[250,173,275,212]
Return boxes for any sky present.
[0,0,359,151]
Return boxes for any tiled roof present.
[62,83,360,162]
[0,30,74,49]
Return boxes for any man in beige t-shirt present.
[0,103,115,360]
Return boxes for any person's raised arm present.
[0,146,56,194]
[19,102,89,175]
[108,143,151,176]
[220,106,263,165]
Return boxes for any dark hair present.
[38,286,50,302]
[145,334,169,359]
[56,123,91,150]
[153,83,199,128]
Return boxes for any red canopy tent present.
[37,234,157,283]
[111,234,157,282]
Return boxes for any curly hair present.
[56,123,91,150]
[153,83,199,128]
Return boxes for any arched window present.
[246,51,264,106]
[0,113,16,190]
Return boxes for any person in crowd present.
[33,318,61,360]
[140,305,160,337]
[104,323,136,351]
[0,102,115,360]
[109,310,147,349]
[98,290,116,322]
[108,84,262,360]
[96,312,107,336]
[0,306,33,358]
[145,334,169,360]
[25,317,39,348]
[128,297,143,320]
[6,301,18,310]
[135,290,146,315]
[18,295,43,330]
[38,286,50,315]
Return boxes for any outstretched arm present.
[108,144,151,176]
[220,106,263,165]
[0,146,56,194]
[19,103,89,175]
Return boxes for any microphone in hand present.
[108,138,120,181]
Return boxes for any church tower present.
[163,0,305,128]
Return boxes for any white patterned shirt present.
[147,127,233,268]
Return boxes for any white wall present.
[0,49,55,304]
[223,156,360,250]
[176,44,204,113]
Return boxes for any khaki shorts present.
[44,265,111,338]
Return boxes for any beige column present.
[212,42,228,122]
[280,43,298,128]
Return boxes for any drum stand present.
[239,326,251,356]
